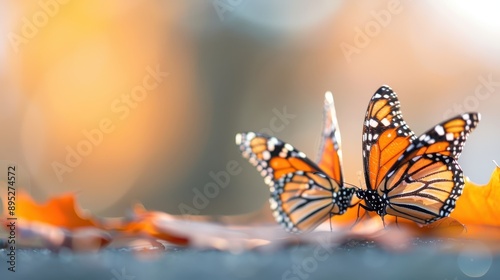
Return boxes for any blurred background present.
[0,0,499,217]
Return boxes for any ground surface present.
[1,239,499,280]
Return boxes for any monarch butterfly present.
[356,85,480,224]
[235,92,355,232]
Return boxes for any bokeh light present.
[457,241,492,277]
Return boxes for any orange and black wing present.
[270,171,353,232]
[400,113,481,162]
[362,85,416,191]
[380,113,480,223]
[236,132,356,232]
[236,132,322,187]
[383,154,463,223]
[316,91,344,185]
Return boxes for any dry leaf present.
[447,166,500,240]
[18,222,111,252]
[106,204,190,246]
[1,191,109,251]
[3,191,98,229]
[450,166,500,226]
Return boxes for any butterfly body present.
[356,189,387,217]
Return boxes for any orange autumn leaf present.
[332,210,465,238]
[410,217,466,237]
[1,191,111,251]
[0,192,191,247]
[106,204,189,246]
[3,191,98,229]
[450,166,500,226]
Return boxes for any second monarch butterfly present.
[356,85,480,224]
[235,92,355,232]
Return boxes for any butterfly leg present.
[351,204,363,228]
[351,203,370,229]
[329,212,333,232]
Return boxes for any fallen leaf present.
[17,221,111,252]
[1,191,110,251]
[3,191,98,229]
[450,166,500,227]
[411,217,466,237]
[106,204,190,246]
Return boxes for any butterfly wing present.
[236,132,322,187]
[316,91,344,184]
[236,132,355,232]
[383,154,463,223]
[380,113,480,223]
[362,85,416,190]
[316,92,361,211]
[401,113,481,161]
[270,171,353,232]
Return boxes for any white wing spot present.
[269,198,277,210]
[235,133,242,145]
[381,118,390,127]
[264,176,272,185]
[446,133,454,141]
[267,141,275,151]
[262,150,271,160]
[435,125,445,136]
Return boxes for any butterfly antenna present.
[344,181,360,190]
[356,170,366,190]
[493,160,499,168]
